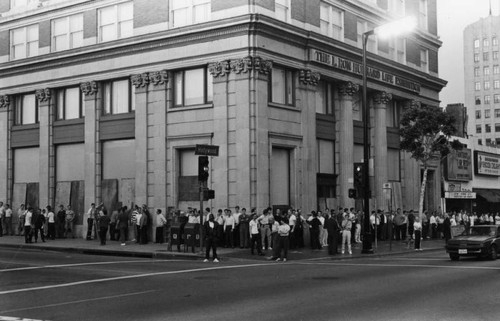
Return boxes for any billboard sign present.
[475,151,500,176]
[445,149,472,181]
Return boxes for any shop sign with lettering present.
[475,151,500,176]
[309,48,421,93]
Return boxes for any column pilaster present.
[338,82,359,208]
[373,91,392,211]
[36,88,54,208]
[0,96,10,202]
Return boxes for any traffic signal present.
[198,156,209,182]
[353,162,364,190]
[348,188,357,199]
[203,189,215,200]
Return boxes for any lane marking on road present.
[297,261,500,270]
[0,259,187,273]
[0,263,277,295]
[0,290,157,314]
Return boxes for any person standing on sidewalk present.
[223,209,235,248]
[4,204,13,236]
[47,206,56,240]
[238,207,250,248]
[117,207,129,245]
[249,213,264,256]
[275,218,290,262]
[307,211,322,250]
[86,203,97,240]
[64,205,75,239]
[341,214,353,255]
[204,214,219,262]
[98,209,111,245]
[33,209,45,243]
[155,209,167,244]
[16,204,26,236]
[258,209,272,251]
[324,210,340,255]
[139,208,148,244]
[24,207,33,243]
[414,215,423,251]
[0,201,5,237]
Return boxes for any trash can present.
[183,223,200,251]
[170,217,187,252]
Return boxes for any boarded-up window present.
[178,149,199,201]
[14,147,39,183]
[102,139,135,179]
[271,147,291,206]
[388,148,400,181]
[56,144,84,181]
[318,139,334,174]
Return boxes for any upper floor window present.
[484,81,491,90]
[173,67,213,107]
[56,87,84,120]
[474,67,480,77]
[316,81,334,115]
[270,67,294,106]
[475,82,481,91]
[320,2,343,41]
[476,110,481,119]
[494,65,500,74]
[484,66,490,76]
[494,80,500,89]
[495,94,500,103]
[494,51,499,60]
[483,52,489,61]
[15,94,38,125]
[52,14,83,52]
[171,0,210,28]
[475,96,481,105]
[495,109,500,117]
[418,0,428,31]
[478,139,482,145]
[358,20,376,52]
[387,100,400,128]
[485,109,491,118]
[275,0,291,22]
[485,95,491,104]
[420,49,428,72]
[98,2,133,43]
[476,125,482,133]
[393,37,406,64]
[483,38,490,47]
[10,24,38,60]
[10,0,37,8]
[493,37,499,46]
[474,39,480,48]
[474,53,480,62]
[102,79,135,115]
[486,124,492,132]
[388,0,405,16]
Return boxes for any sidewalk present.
[0,235,446,261]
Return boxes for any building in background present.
[464,13,500,147]
[0,0,446,239]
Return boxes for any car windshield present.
[461,226,497,237]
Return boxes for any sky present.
[438,0,500,107]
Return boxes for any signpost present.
[195,144,219,250]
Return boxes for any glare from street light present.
[374,16,417,39]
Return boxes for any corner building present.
[0,0,445,238]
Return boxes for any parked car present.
[446,225,500,261]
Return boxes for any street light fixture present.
[361,16,416,254]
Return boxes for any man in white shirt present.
[258,209,272,250]
[224,209,235,248]
[0,201,5,236]
[24,207,33,243]
[47,206,56,240]
[249,213,264,255]
[17,204,25,236]
[288,210,297,249]
[86,203,97,240]
[233,206,242,248]
[4,204,13,236]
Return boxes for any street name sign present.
[195,144,219,156]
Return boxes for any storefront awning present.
[474,189,500,203]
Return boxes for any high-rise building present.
[0,0,445,239]
[464,13,500,146]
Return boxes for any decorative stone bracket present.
[80,81,98,96]
[35,88,51,102]
[373,91,393,105]
[131,72,150,88]
[0,95,10,108]
[208,56,273,78]
[338,81,359,96]
[299,69,321,86]
[149,70,168,86]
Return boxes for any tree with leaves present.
[399,103,463,222]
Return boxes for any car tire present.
[489,245,497,260]
[449,253,460,261]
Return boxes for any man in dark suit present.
[204,214,219,262]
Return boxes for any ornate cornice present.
[150,70,168,86]
[373,91,393,105]
[0,95,10,108]
[35,88,51,102]
[338,81,359,97]
[208,60,231,78]
[80,81,98,96]
[131,72,150,88]
[299,69,320,86]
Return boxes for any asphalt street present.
[1,247,499,321]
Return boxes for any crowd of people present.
[2,199,499,257]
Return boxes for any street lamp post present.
[360,17,416,254]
